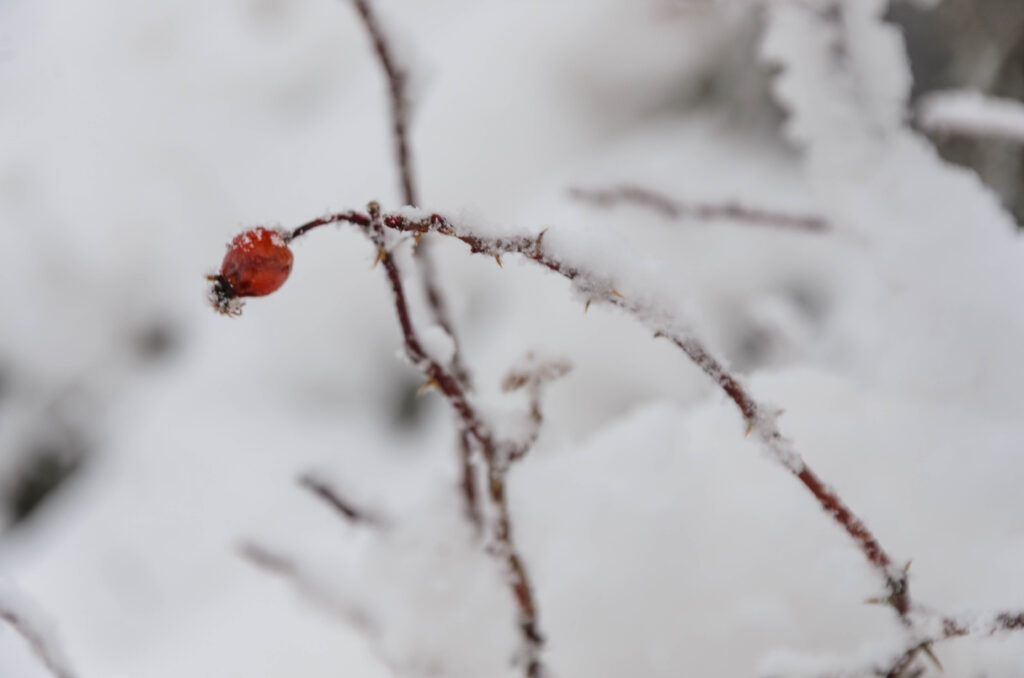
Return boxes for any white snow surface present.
[1,0,1023,677]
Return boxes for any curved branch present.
[379,209,910,620]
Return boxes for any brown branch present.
[379,209,910,622]
[298,473,386,528]
[458,431,484,531]
[569,185,830,233]
[324,202,547,677]
[350,0,417,208]
[348,0,477,520]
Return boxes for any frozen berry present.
[209,227,293,315]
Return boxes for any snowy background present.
[2,0,1024,676]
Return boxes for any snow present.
[918,89,1024,144]
[2,0,1024,677]
[418,323,456,367]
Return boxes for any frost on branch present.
[0,580,79,678]
[918,89,1024,145]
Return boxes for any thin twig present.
[238,541,379,636]
[298,473,386,527]
[0,585,79,678]
[502,353,572,462]
[350,0,417,208]
[569,185,830,233]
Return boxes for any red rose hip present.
[209,227,293,315]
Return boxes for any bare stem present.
[238,541,379,637]
[569,184,829,233]
[350,0,417,207]
[298,473,386,527]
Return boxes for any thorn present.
[415,231,423,246]
[745,420,755,437]
[535,227,548,248]
[903,560,913,574]
[494,254,503,268]
[373,246,387,268]
[416,378,440,397]
[610,288,624,299]
[864,596,889,606]
[584,299,592,313]
[653,331,664,339]
[920,643,942,672]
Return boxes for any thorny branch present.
[348,0,479,530]
[878,611,1024,678]
[569,184,829,233]
[287,204,548,677]
[348,0,473,390]
[383,209,912,614]
[287,205,908,624]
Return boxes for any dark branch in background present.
[298,473,386,528]
[238,541,379,637]
[569,185,830,233]
[1,592,79,678]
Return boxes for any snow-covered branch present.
[282,203,549,677]
[282,204,911,623]
[380,208,912,617]
[0,580,79,678]
[918,90,1024,145]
